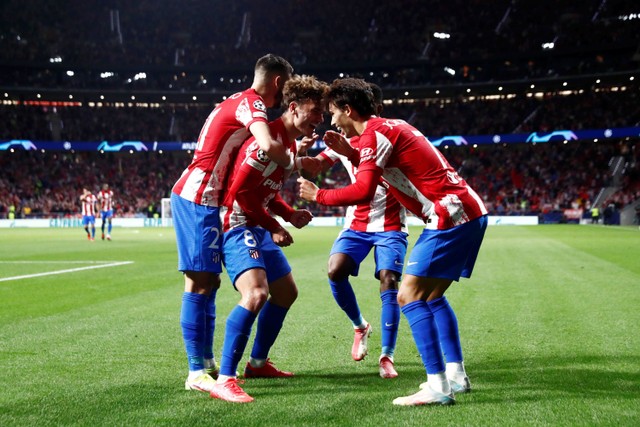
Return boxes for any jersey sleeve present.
[315,168,381,206]
[236,93,269,130]
[232,167,283,233]
[268,193,295,223]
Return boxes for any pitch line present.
[0,261,134,282]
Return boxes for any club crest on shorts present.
[248,248,260,259]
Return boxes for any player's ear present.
[344,104,353,117]
[289,101,298,115]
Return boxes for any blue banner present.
[2,127,639,152]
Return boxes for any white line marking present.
[0,261,134,282]
[0,261,124,264]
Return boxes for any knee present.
[379,271,399,293]
[281,285,298,308]
[211,274,221,291]
[396,288,412,307]
[245,287,269,312]
[327,258,351,282]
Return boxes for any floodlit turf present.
[1,225,639,426]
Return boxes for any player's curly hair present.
[328,78,376,117]
[282,74,329,106]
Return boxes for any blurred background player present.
[297,84,406,379]
[170,54,294,395]
[79,188,98,241]
[211,75,324,403]
[97,183,114,240]
[298,77,488,406]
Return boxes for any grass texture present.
[1,225,639,426]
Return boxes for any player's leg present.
[203,282,219,378]
[82,216,90,239]
[423,216,487,393]
[245,272,297,378]
[426,291,470,393]
[378,270,401,378]
[328,230,372,361]
[393,275,454,406]
[373,231,407,378]
[90,218,96,240]
[101,212,106,239]
[171,193,222,393]
[212,268,267,403]
[182,272,219,391]
[106,214,113,239]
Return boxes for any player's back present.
[172,88,269,207]
[363,118,487,229]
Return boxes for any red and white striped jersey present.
[319,136,407,233]
[81,193,97,216]
[172,88,269,207]
[317,118,487,230]
[221,118,296,232]
[97,189,114,212]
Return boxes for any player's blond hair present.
[282,75,329,107]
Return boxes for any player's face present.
[329,102,356,138]
[293,100,324,137]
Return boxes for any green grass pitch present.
[1,225,639,426]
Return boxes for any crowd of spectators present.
[1,0,639,222]
[2,83,638,142]
[1,138,637,222]
[0,150,188,219]
[1,0,639,91]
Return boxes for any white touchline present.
[0,261,134,282]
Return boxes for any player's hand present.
[298,157,323,177]
[298,133,320,155]
[324,130,356,158]
[272,227,293,247]
[297,177,319,202]
[290,209,313,229]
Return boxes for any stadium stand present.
[1,0,639,223]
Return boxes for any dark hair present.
[369,83,384,115]
[328,78,375,117]
[255,54,294,78]
[369,83,383,106]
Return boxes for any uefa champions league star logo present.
[97,141,149,152]
[0,140,38,151]
[429,136,469,147]
[526,130,578,143]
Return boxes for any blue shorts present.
[101,210,113,220]
[222,227,291,287]
[330,229,408,279]
[405,215,488,281]
[82,215,95,226]
[171,193,222,273]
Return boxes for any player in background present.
[97,183,114,240]
[80,188,98,241]
[298,78,488,406]
[170,54,294,395]
[297,84,406,379]
[210,75,324,403]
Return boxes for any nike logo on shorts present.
[407,261,418,266]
